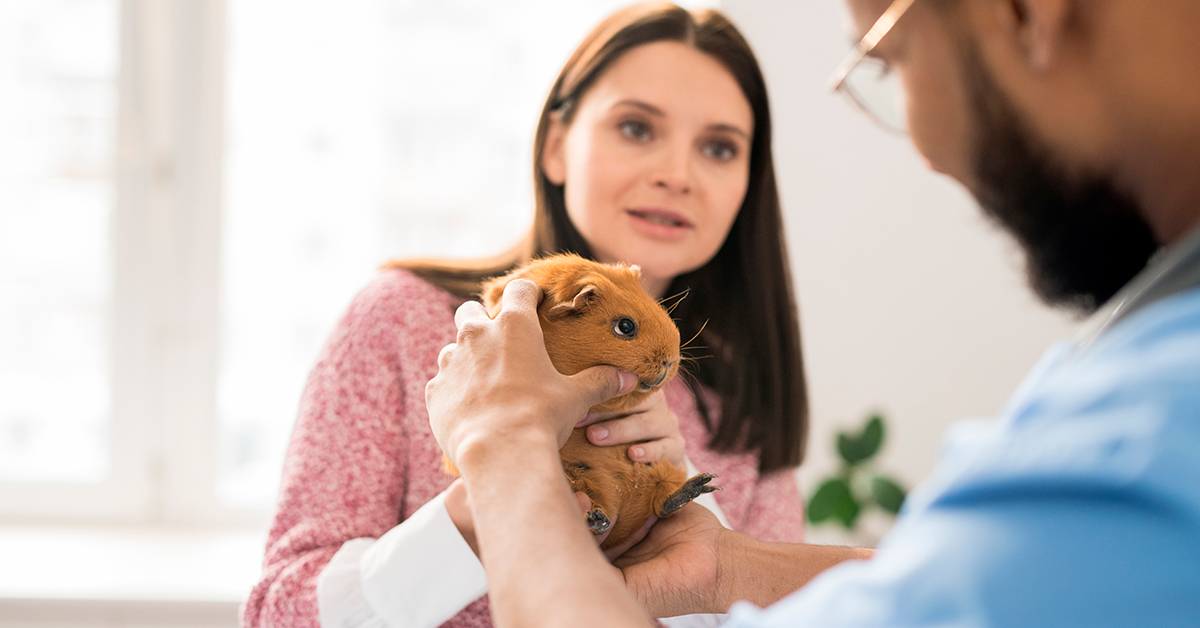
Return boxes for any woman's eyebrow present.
[614,99,750,139]
[614,99,666,116]
[708,123,750,140]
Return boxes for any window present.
[0,0,117,485]
[2,0,716,525]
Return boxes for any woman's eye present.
[702,140,737,162]
[618,120,651,141]
[612,316,638,339]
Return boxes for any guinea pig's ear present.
[548,284,597,320]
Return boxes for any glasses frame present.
[827,0,919,132]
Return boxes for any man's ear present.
[541,111,568,186]
[996,0,1074,73]
[548,285,597,319]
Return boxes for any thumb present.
[571,365,636,410]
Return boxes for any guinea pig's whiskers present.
[659,288,689,315]
[679,355,712,371]
[679,319,709,351]
[676,363,701,385]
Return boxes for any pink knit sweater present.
[241,269,806,627]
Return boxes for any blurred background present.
[0,0,1077,625]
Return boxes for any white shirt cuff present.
[317,490,487,628]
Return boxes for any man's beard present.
[963,46,1159,313]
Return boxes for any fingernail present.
[618,371,636,394]
[631,446,644,459]
[590,425,609,441]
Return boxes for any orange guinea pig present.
[446,253,719,550]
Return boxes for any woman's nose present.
[653,143,692,194]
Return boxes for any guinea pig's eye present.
[612,316,638,339]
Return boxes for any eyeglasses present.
[827,0,918,134]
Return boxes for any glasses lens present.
[842,57,907,133]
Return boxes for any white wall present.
[719,1,1080,498]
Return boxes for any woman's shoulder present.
[361,267,466,305]
[321,269,470,355]
[348,267,468,320]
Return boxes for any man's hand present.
[618,504,877,618]
[614,503,731,618]
[426,279,635,470]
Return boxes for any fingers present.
[603,515,658,561]
[577,390,665,428]
[574,491,592,514]
[583,391,685,466]
[583,400,659,444]
[499,278,542,316]
[573,491,618,548]
[626,437,686,466]
[570,364,636,411]
[587,421,686,464]
[437,343,456,369]
[453,299,489,329]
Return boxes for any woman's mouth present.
[626,209,693,229]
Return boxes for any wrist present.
[454,425,561,477]
[443,481,479,557]
[714,536,876,609]
[712,528,752,611]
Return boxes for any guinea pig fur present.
[449,253,719,550]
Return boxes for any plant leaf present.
[834,491,861,529]
[807,478,853,524]
[837,414,885,464]
[836,432,863,465]
[870,475,907,514]
[860,414,884,460]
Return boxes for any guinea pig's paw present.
[586,508,612,535]
[658,473,720,517]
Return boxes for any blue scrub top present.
[725,287,1200,625]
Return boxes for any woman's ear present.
[541,111,568,186]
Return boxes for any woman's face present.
[541,41,754,298]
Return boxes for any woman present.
[242,4,809,627]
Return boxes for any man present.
[425,0,1200,625]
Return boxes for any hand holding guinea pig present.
[431,254,719,551]
[443,391,686,557]
[428,277,630,471]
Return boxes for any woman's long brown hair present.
[386,2,808,473]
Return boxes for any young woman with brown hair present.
[243,4,809,627]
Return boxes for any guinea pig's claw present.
[586,508,612,535]
[658,473,720,517]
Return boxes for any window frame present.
[0,0,263,526]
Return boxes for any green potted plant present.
[807,413,908,543]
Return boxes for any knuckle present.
[456,320,486,341]
[636,441,664,462]
[437,343,456,367]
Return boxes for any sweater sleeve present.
[241,274,436,628]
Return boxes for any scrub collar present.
[1075,221,1200,350]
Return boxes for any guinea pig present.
[454,253,719,550]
